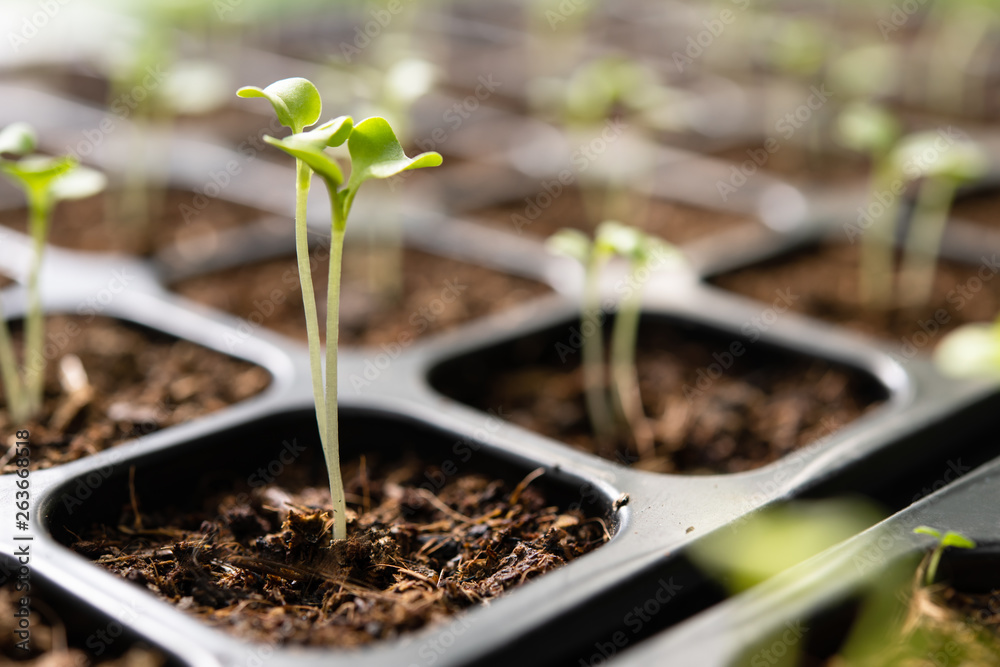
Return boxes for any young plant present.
[239,78,441,541]
[893,133,988,307]
[836,111,988,310]
[913,526,976,586]
[546,222,683,456]
[835,102,902,308]
[0,123,106,422]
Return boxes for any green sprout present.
[546,222,683,456]
[934,317,1000,379]
[835,102,902,308]
[0,123,106,422]
[913,526,976,587]
[530,56,668,229]
[893,133,988,307]
[837,111,988,310]
[239,77,441,541]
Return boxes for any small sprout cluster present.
[913,526,976,586]
[546,222,683,454]
[0,123,106,423]
[238,77,441,541]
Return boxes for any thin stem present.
[294,160,327,447]
[610,267,654,459]
[925,544,944,587]
[23,191,49,418]
[859,159,900,310]
[582,253,614,448]
[0,298,26,422]
[325,195,347,541]
[898,177,955,308]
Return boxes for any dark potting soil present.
[432,318,886,474]
[710,242,1000,351]
[172,247,551,347]
[69,455,607,647]
[953,188,1000,229]
[0,583,165,666]
[0,189,265,256]
[0,316,270,472]
[465,186,756,244]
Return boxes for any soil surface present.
[0,316,270,472]
[712,144,867,188]
[0,189,264,256]
[953,189,1000,229]
[466,186,756,244]
[172,248,551,346]
[0,583,164,666]
[434,320,885,474]
[69,455,607,647]
[710,242,1000,352]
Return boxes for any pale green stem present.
[927,12,991,116]
[23,191,49,418]
[859,159,900,310]
[0,299,26,422]
[899,177,956,308]
[610,264,654,458]
[925,543,945,587]
[325,194,347,541]
[294,161,327,447]
[582,253,614,447]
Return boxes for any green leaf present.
[50,165,107,202]
[0,123,36,156]
[913,526,942,539]
[836,102,900,156]
[264,135,344,190]
[941,531,977,550]
[237,77,322,133]
[594,222,685,268]
[934,324,1000,378]
[346,117,442,193]
[297,116,353,148]
[892,132,989,183]
[595,221,643,259]
[545,228,592,265]
[0,155,77,195]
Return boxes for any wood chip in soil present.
[435,324,885,474]
[69,455,607,647]
[0,189,264,255]
[711,242,1000,350]
[0,316,270,471]
[0,583,165,666]
[465,186,756,244]
[172,247,551,346]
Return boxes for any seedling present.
[0,123,106,422]
[239,77,441,541]
[532,56,667,229]
[546,222,683,455]
[922,2,999,117]
[893,132,988,306]
[837,111,988,309]
[913,526,976,586]
[108,0,228,235]
[835,102,902,308]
